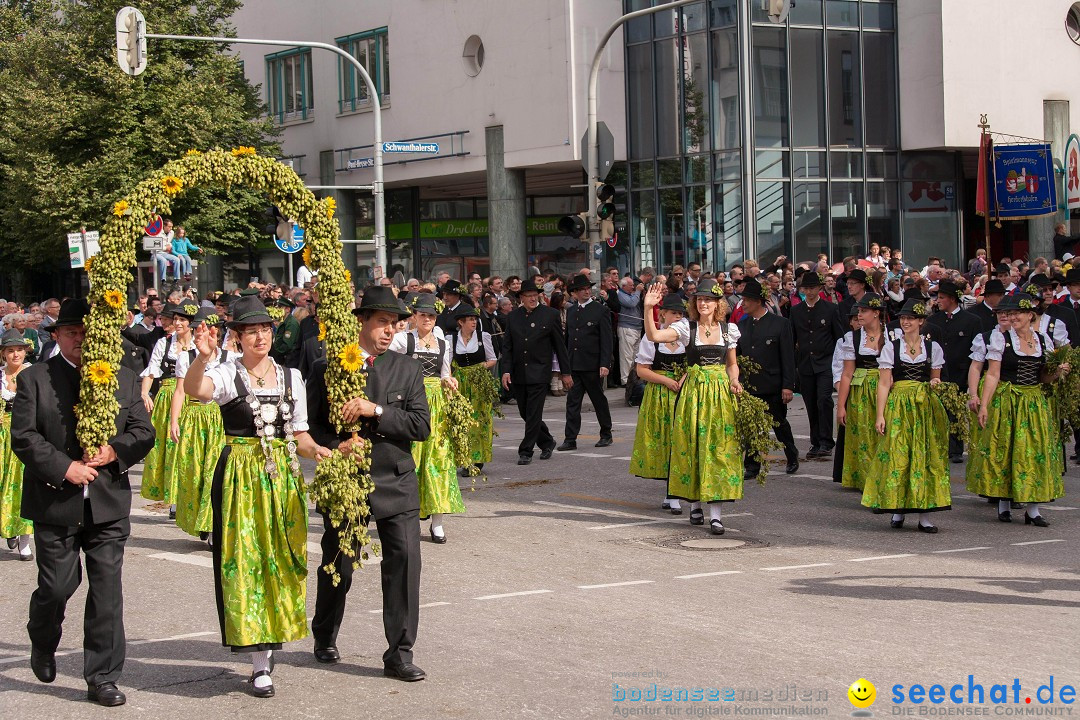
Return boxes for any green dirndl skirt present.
[965,376,1000,497]
[453,364,496,465]
[173,399,224,537]
[630,372,679,480]
[841,369,881,490]
[212,437,308,650]
[0,413,31,538]
[668,364,743,503]
[141,378,178,502]
[968,381,1063,503]
[862,380,952,513]
[414,376,465,518]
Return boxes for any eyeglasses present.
[673,272,684,276]
[239,326,273,339]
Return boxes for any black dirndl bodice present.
[999,332,1045,386]
[852,329,881,370]
[891,336,932,382]
[686,321,728,367]
[219,369,294,438]
[406,333,445,378]
[652,342,686,373]
[450,331,487,367]
[159,335,177,379]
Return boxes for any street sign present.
[142,235,165,252]
[144,215,163,237]
[593,243,604,259]
[382,142,439,154]
[274,223,306,254]
[115,7,147,76]
[347,157,375,170]
[606,232,618,248]
[581,121,615,181]
[68,230,101,269]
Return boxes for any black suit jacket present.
[969,301,998,332]
[736,312,795,396]
[14,355,155,526]
[297,336,327,379]
[499,304,571,384]
[790,300,845,375]
[120,337,148,376]
[436,303,466,336]
[926,308,982,388]
[306,351,430,520]
[564,300,612,372]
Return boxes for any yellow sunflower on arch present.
[338,343,362,372]
[161,175,184,196]
[103,289,124,309]
[86,361,114,385]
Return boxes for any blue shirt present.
[170,236,199,256]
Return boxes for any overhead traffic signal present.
[596,182,623,242]
[115,7,147,76]
[557,213,586,239]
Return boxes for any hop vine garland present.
[85,149,376,578]
[1045,346,1080,443]
[735,393,781,486]
[930,381,971,446]
[443,388,480,478]
[452,362,505,421]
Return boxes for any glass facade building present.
[624,0,927,271]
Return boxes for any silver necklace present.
[236,359,301,479]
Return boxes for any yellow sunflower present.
[84,256,93,273]
[302,245,312,267]
[231,146,256,157]
[318,321,326,341]
[338,343,362,372]
[344,269,352,284]
[104,289,124,309]
[86,361,114,385]
[185,149,201,157]
[325,197,337,218]
[112,200,129,217]
[161,175,184,196]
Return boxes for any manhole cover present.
[680,538,746,550]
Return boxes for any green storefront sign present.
[383,216,564,241]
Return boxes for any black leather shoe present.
[890,518,904,529]
[517,455,532,465]
[30,647,55,683]
[786,460,800,474]
[689,509,704,526]
[669,506,683,515]
[430,526,447,544]
[384,662,427,681]
[917,523,939,534]
[1024,514,1050,527]
[998,511,1012,523]
[5,537,15,549]
[709,519,725,535]
[595,437,613,448]
[949,454,963,464]
[249,672,274,698]
[88,682,126,706]
[556,440,577,451]
[168,506,176,521]
[805,447,822,460]
[539,447,554,460]
[314,646,340,664]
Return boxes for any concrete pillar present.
[320,150,357,276]
[199,252,224,295]
[485,126,527,277]
[1028,100,1070,260]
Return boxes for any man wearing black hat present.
[971,279,1006,331]
[927,279,982,463]
[1026,274,1078,349]
[13,298,155,706]
[995,263,1018,295]
[501,278,572,465]
[270,297,301,368]
[737,277,799,475]
[435,279,466,335]
[305,287,432,681]
[838,268,870,320]
[789,272,844,459]
[557,274,613,450]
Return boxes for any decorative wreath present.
[84,149,374,579]
[1018,299,1034,310]
[912,303,927,317]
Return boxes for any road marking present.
[0,631,217,665]
[1010,539,1066,546]
[559,493,658,511]
[420,601,452,608]
[760,563,833,571]
[577,580,654,590]
[130,631,216,646]
[614,456,633,461]
[847,553,916,562]
[570,452,612,458]
[789,474,834,481]
[149,552,212,568]
[497,445,520,451]
[474,589,553,601]
[588,519,674,530]
[932,546,992,554]
[1039,506,1078,511]
[675,570,743,579]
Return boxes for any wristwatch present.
[374,404,384,418]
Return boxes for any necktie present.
[366,355,375,369]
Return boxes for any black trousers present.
[311,508,421,666]
[563,369,612,441]
[799,370,835,451]
[28,501,128,687]
[744,393,799,474]
[513,382,555,457]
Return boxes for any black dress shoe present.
[539,447,554,460]
[998,511,1012,523]
[594,436,613,448]
[949,454,963,464]
[917,523,939,534]
[249,672,274,698]
[314,646,340,664]
[5,537,16,549]
[88,682,126,706]
[556,440,577,451]
[384,662,427,681]
[669,506,683,515]
[805,447,822,460]
[30,647,55,683]
[168,506,176,521]
[517,455,532,466]
[430,526,447,544]
[1024,514,1050,527]
[689,509,704,526]
[709,519,725,535]
[890,518,904,529]
[785,460,798,474]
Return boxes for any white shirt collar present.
[579,297,593,308]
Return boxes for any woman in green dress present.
[835,294,886,490]
[643,280,744,536]
[389,293,463,544]
[140,301,198,517]
[865,299,950,532]
[170,307,232,546]
[964,309,1012,517]
[630,294,687,513]
[976,293,1070,526]
[184,294,330,698]
[449,303,498,472]
[0,329,32,559]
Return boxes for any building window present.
[337,28,390,113]
[266,49,313,124]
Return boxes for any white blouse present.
[878,337,945,370]
[453,331,496,363]
[1037,313,1071,348]
[669,318,741,348]
[831,342,846,385]
[141,333,193,379]
[985,329,1053,361]
[635,337,687,365]
[839,330,884,362]
[969,333,990,364]
[203,358,309,432]
[0,365,28,402]
[389,330,451,379]
[174,348,231,379]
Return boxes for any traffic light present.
[558,213,586,239]
[264,206,293,241]
[115,7,147,76]
[596,182,622,242]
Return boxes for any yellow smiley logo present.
[848,678,876,709]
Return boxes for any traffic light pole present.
[141,33,388,273]
[586,0,698,280]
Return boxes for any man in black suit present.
[1027,273,1079,348]
[13,298,155,706]
[1053,222,1080,260]
[737,278,799,476]
[558,274,613,450]
[789,272,845,459]
[838,268,870,320]
[970,279,1005,332]
[306,287,431,681]
[500,278,572,465]
[927,280,982,463]
[435,279,466,334]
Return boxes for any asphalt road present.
[0,388,1077,719]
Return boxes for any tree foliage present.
[0,0,278,271]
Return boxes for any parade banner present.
[1065,134,1080,211]
[991,143,1056,219]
